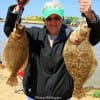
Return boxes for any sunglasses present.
[45,16,62,21]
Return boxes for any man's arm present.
[4,5,19,37]
[79,0,95,21]
[79,0,100,45]
[4,0,29,37]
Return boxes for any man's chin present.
[49,30,60,35]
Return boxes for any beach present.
[0,68,100,100]
[0,68,26,100]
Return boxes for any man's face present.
[44,14,63,35]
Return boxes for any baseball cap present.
[42,1,64,19]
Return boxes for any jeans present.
[27,96,71,100]
[27,96,34,100]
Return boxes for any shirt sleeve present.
[4,5,24,37]
[82,11,100,45]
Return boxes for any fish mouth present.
[74,39,81,44]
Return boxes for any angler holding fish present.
[3,0,100,100]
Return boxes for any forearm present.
[4,5,22,37]
[83,10,96,21]
[85,12,100,45]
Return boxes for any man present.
[4,0,100,100]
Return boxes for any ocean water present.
[0,22,100,88]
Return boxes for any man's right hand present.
[16,0,30,8]
[13,0,30,13]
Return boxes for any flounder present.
[63,23,97,99]
[0,24,29,86]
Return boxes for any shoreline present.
[0,19,44,25]
[0,20,78,27]
[22,20,44,25]
[0,20,5,22]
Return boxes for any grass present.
[88,90,100,98]
[92,90,100,98]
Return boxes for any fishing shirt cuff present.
[12,7,19,14]
[82,10,100,24]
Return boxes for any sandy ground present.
[0,68,26,100]
[0,68,100,100]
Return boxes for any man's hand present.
[79,0,96,21]
[79,0,91,13]
[14,0,29,13]
[16,0,30,8]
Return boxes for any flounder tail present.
[0,64,5,69]
[7,73,18,86]
[73,84,86,99]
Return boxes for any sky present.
[0,0,100,19]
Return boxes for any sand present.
[0,68,100,100]
[0,68,26,100]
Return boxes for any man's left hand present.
[79,0,96,21]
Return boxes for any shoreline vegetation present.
[22,19,44,24]
[0,16,80,27]
[0,19,78,27]
[0,19,44,24]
